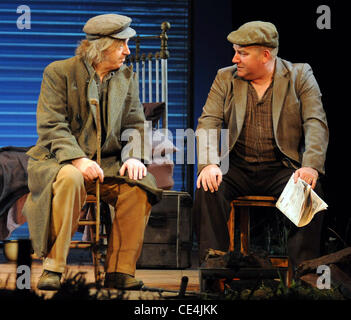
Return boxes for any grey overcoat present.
[23,56,163,257]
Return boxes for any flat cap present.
[227,21,278,48]
[83,14,136,40]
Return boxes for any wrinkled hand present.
[294,167,318,189]
[72,157,104,183]
[119,158,147,180]
[196,164,222,192]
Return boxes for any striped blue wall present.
[0,0,190,191]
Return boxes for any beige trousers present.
[43,165,151,276]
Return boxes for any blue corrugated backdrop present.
[0,0,190,192]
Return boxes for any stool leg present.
[227,202,235,252]
[240,207,250,255]
[286,259,293,287]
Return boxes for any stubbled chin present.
[114,62,124,69]
[237,70,245,77]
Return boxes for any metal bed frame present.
[126,21,170,129]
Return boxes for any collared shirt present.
[233,80,279,163]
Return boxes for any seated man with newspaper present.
[193,21,329,274]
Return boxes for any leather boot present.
[104,272,143,290]
[37,270,62,291]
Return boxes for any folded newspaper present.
[276,173,328,227]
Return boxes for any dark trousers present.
[193,156,325,270]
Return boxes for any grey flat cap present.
[227,21,279,48]
[83,14,136,40]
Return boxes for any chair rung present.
[86,195,97,203]
[233,201,276,207]
[70,241,93,249]
[232,196,277,207]
[78,220,97,226]
[235,196,276,201]
[270,257,289,268]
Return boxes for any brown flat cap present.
[227,21,279,48]
[83,14,136,40]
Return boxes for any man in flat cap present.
[193,21,328,273]
[23,14,162,290]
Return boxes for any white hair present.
[75,37,125,64]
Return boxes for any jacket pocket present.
[26,145,54,161]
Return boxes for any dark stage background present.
[192,0,349,248]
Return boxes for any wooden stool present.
[228,196,276,254]
[228,195,292,285]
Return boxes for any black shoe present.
[37,270,62,291]
[104,272,144,290]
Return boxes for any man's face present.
[103,39,130,70]
[232,44,264,80]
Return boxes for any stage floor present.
[0,248,201,300]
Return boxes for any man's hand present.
[72,157,104,183]
[196,164,222,192]
[119,158,147,180]
[294,167,318,189]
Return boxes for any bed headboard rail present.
[126,22,170,129]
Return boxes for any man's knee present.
[118,184,150,209]
[194,183,232,205]
[55,165,84,190]
[118,184,147,200]
[132,185,148,200]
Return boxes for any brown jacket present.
[23,56,162,257]
[196,57,329,175]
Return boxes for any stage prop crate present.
[137,190,193,269]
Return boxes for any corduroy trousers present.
[43,164,151,276]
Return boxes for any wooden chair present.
[69,194,109,284]
[228,195,292,285]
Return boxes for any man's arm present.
[119,72,148,180]
[293,64,329,189]
[36,63,87,163]
[196,70,227,191]
[196,164,222,192]
[119,158,147,180]
[299,63,329,174]
[294,166,318,189]
[36,63,106,182]
[72,157,104,183]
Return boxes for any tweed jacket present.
[196,57,329,175]
[22,56,163,257]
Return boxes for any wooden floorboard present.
[0,259,200,300]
